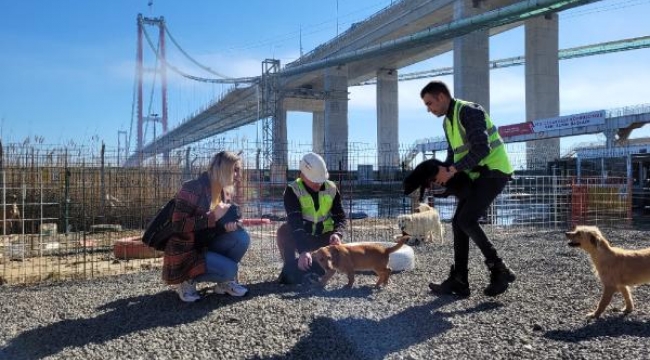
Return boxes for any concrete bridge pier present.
[525,14,560,171]
[376,68,399,180]
[324,65,349,173]
[604,129,617,149]
[453,0,490,110]
[271,102,288,183]
[312,111,325,155]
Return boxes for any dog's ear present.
[418,186,426,202]
[589,233,598,247]
[586,231,602,249]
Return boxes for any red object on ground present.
[113,220,268,260]
[113,236,162,260]
[240,218,271,226]
[79,239,98,248]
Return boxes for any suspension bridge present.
[124,0,650,179]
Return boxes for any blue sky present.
[1,0,649,160]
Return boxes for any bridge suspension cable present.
[141,25,258,85]
[163,26,231,79]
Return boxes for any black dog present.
[403,158,473,201]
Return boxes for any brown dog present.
[566,225,650,318]
[311,236,409,288]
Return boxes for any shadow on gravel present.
[250,297,503,360]
[203,280,300,298]
[278,284,375,300]
[544,316,650,342]
[1,282,278,360]
[443,300,503,315]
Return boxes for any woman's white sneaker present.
[213,281,248,297]
[175,280,201,302]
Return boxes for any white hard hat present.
[299,152,329,183]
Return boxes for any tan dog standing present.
[566,225,650,318]
[311,236,409,288]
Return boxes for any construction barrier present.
[571,178,632,226]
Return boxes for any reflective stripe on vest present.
[443,99,513,179]
[288,178,336,234]
[453,126,504,154]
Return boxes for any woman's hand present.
[223,221,241,232]
[207,203,231,224]
[298,251,312,271]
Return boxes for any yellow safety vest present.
[288,178,336,234]
[444,99,513,179]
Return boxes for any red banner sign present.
[498,122,534,138]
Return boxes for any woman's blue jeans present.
[194,228,250,283]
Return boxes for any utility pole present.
[117,130,127,166]
[336,0,339,36]
[299,25,303,57]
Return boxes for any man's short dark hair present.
[420,81,452,99]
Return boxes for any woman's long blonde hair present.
[208,151,240,210]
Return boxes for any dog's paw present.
[623,307,634,315]
[585,311,600,319]
[610,307,634,315]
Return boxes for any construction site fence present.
[0,141,644,285]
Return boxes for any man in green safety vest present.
[276,152,347,284]
[420,80,516,297]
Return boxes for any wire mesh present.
[0,140,645,285]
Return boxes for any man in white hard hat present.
[276,152,347,284]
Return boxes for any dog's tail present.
[387,235,409,254]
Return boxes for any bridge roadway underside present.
[282,0,521,89]
[133,0,526,159]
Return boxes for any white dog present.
[397,203,444,246]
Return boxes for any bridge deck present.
[129,0,602,163]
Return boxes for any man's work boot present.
[429,265,470,298]
[484,260,516,297]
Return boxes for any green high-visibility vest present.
[288,178,336,234]
[443,99,513,180]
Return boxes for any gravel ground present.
[2,226,650,360]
